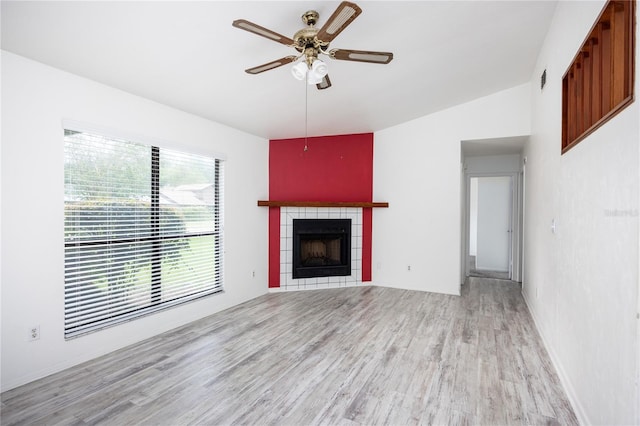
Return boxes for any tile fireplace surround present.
[278,207,363,291]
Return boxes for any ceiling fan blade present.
[329,49,393,64]
[316,74,332,90]
[232,19,295,46]
[245,56,298,74]
[316,1,362,43]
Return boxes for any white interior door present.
[476,176,512,272]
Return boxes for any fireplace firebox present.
[292,219,351,279]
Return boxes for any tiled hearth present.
[279,207,363,290]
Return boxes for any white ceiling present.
[1,1,557,141]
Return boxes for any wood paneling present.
[591,34,602,122]
[562,0,635,153]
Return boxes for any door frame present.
[464,171,523,281]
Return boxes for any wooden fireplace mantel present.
[257,200,389,208]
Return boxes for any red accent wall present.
[268,133,374,287]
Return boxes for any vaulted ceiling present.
[1,1,557,140]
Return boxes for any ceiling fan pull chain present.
[304,76,309,152]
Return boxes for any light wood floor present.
[1,278,577,425]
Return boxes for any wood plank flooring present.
[1,278,578,425]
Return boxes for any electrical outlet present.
[252,270,255,278]
[29,325,40,341]
[407,265,411,271]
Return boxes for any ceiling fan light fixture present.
[307,70,324,85]
[311,59,328,78]
[291,61,308,80]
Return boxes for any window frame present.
[63,123,225,338]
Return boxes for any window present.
[562,0,635,153]
[64,128,223,338]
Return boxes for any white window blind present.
[64,129,224,338]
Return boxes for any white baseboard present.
[522,291,589,426]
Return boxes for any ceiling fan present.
[232,1,394,90]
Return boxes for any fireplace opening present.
[292,219,351,279]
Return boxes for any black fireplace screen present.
[292,219,351,279]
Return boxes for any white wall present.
[0,51,270,391]
[469,177,478,256]
[373,84,531,295]
[465,153,522,175]
[523,1,639,424]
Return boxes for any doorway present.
[460,137,527,286]
[469,176,512,280]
